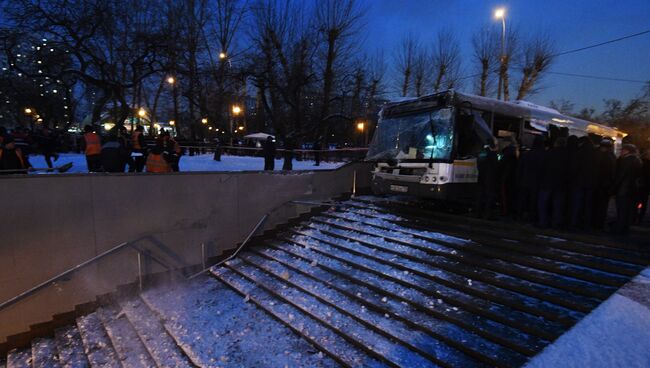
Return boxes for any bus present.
[366,90,626,201]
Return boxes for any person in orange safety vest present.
[146,144,172,173]
[83,125,102,172]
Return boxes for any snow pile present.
[28,153,344,174]
[526,269,650,368]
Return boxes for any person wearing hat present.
[594,138,617,230]
[612,143,642,234]
[0,136,31,174]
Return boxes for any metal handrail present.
[0,240,132,311]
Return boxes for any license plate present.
[390,185,408,193]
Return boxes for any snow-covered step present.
[326,214,627,287]
[6,348,32,368]
[76,313,120,368]
[262,241,547,354]
[95,304,156,368]
[141,276,341,368]
[222,258,447,368]
[320,212,598,314]
[271,236,558,342]
[211,266,388,368]
[239,251,523,367]
[118,297,193,368]
[32,337,61,368]
[54,325,89,368]
[302,222,582,325]
[308,219,613,300]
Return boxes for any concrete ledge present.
[0,162,373,342]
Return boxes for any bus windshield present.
[366,107,454,162]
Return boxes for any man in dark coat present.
[568,137,599,230]
[594,139,617,229]
[282,135,295,171]
[516,135,545,222]
[476,141,499,219]
[538,137,569,228]
[0,136,31,174]
[263,136,276,171]
[612,144,642,234]
[37,127,59,168]
[100,134,128,172]
[499,137,519,217]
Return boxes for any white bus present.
[367,90,626,201]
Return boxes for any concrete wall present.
[0,163,372,342]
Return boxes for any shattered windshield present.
[366,108,454,161]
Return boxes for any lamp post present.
[167,76,179,135]
[230,104,242,146]
[494,8,506,100]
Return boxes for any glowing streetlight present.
[138,108,146,117]
[232,105,242,115]
[238,126,244,131]
[169,120,175,126]
[219,52,227,60]
[24,108,33,115]
[167,76,175,85]
[356,122,365,132]
[201,118,208,124]
[209,126,213,130]
[494,7,507,100]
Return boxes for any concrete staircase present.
[2,197,648,367]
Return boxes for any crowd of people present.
[477,135,650,235]
[0,125,183,174]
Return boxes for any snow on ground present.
[525,268,650,368]
[27,153,344,174]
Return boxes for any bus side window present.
[455,110,483,158]
[492,114,522,142]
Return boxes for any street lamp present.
[201,118,208,124]
[219,52,227,60]
[24,108,33,115]
[167,75,179,133]
[232,105,242,115]
[169,120,175,126]
[138,108,146,118]
[494,7,506,100]
[167,76,175,85]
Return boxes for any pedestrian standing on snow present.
[161,132,181,172]
[537,137,569,229]
[0,136,31,174]
[594,139,617,230]
[313,138,322,166]
[82,125,102,172]
[499,136,519,217]
[146,144,172,173]
[568,137,599,230]
[516,135,545,222]
[100,133,128,172]
[283,135,295,171]
[476,141,499,220]
[612,144,643,235]
[263,136,276,171]
[37,126,59,168]
[131,125,147,172]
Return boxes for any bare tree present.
[432,29,461,92]
[395,34,418,97]
[549,99,575,115]
[497,26,518,101]
[412,49,429,97]
[472,27,498,96]
[516,34,555,100]
[315,0,364,132]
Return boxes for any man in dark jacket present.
[0,136,31,174]
[37,127,59,168]
[594,139,617,229]
[517,136,546,222]
[568,137,599,230]
[499,137,519,217]
[476,142,499,219]
[612,144,642,234]
[263,136,276,171]
[538,137,569,228]
[100,134,128,172]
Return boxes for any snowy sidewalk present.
[27,153,344,174]
[525,267,650,368]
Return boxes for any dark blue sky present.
[364,0,650,112]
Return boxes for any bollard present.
[352,170,357,197]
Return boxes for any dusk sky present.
[364,0,650,112]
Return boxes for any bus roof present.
[383,90,626,139]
